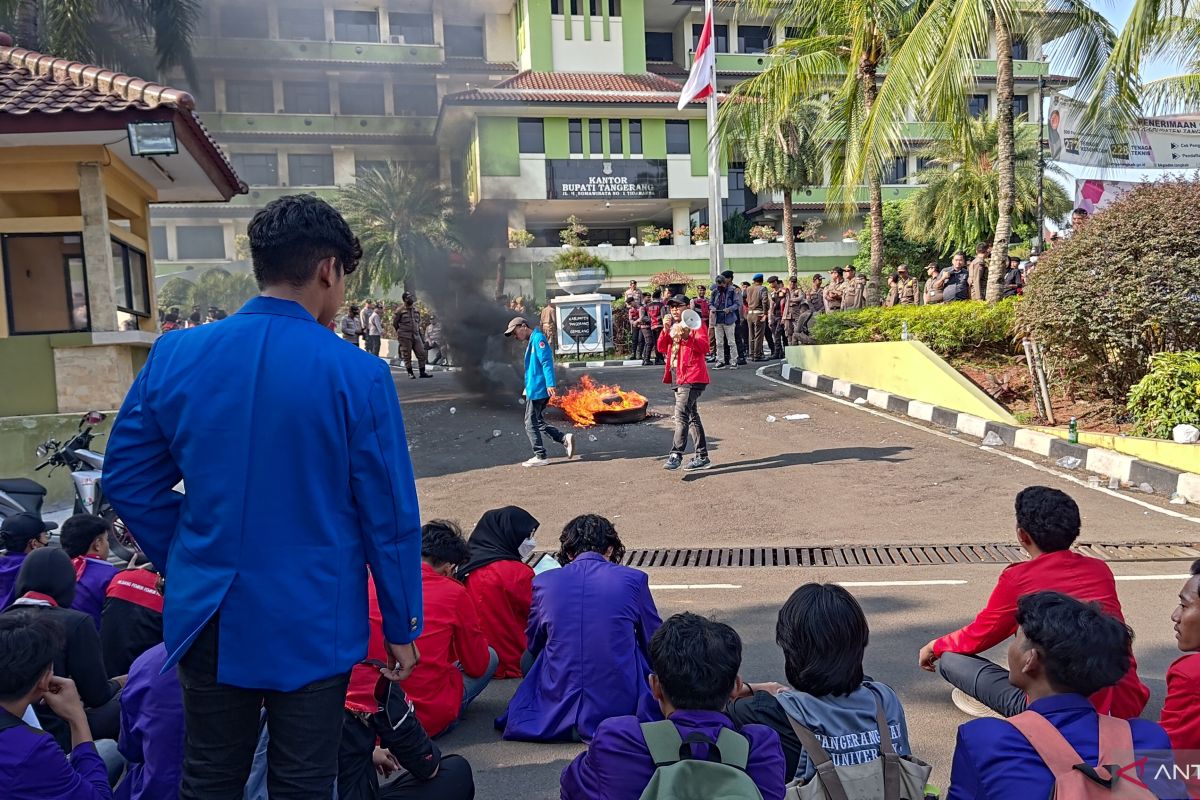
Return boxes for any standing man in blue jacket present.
[505,316,575,467]
[104,196,424,800]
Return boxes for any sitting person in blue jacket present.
[948,591,1186,799]
[561,612,786,800]
[497,514,661,742]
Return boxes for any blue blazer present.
[524,327,556,401]
[104,297,423,691]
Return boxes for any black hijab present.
[13,547,77,608]
[457,506,540,581]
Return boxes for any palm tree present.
[720,97,825,279]
[855,0,1115,302]
[338,164,454,294]
[904,114,1071,253]
[0,0,200,83]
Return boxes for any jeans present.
[713,323,736,364]
[671,384,707,458]
[460,648,500,717]
[177,618,350,800]
[365,335,381,356]
[524,397,565,459]
[937,652,1027,718]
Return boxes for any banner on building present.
[1048,97,1200,169]
[546,159,668,200]
[1074,179,1141,214]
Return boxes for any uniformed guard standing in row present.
[393,292,429,379]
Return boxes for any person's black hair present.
[1009,256,1020,267]
[890,272,900,282]
[831,267,844,275]
[976,242,989,253]
[247,195,363,289]
[59,514,111,558]
[0,611,63,702]
[1190,558,1200,577]
[799,302,811,311]
[14,547,77,609]
[1073,207,1089,216]
[1015,486,1080,551]
[215,309,228,320]
[420,520,470,568]
[776,583,868,696]
[1016,591,1131,695]
[556,514,625,564]
[954,250,967,259]
[649,613,742,710]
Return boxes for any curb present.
[564,359,657,369]
[779,364,1200,506]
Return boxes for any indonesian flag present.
[678,10,715,110]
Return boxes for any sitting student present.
[100,566,163,678]
[59,515,119,631]
[726,583,913,783]
[562,612,785,800]
[402,521,497,738]
[0,548,124,749]
[113,642,183,800]
[919,486,1148,719]
[459,506,539,678]
[948,592,1183,800]
[0,512,54,608]
[0,611,112,799]
[498,514,662,742]
[1161,559,1200,798]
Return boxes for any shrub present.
[852,201,939,276]
[551,247,608,274]
[1125,352,1200,439]
[559,215,588,247]
[1016,178,1200,400]
[749,224,777,241]
[810,298,1018,358]
[508,229,535,248]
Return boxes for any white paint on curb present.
[801,371,820,389]
[832,379,853,398]
[1085,448,1137,482]
[838,579,969,588]
[1113,574,1192,582]
[1014,429,1056,457]
[908,400,935,422]
[649,584,743,590]
[956,413,989,438]
[867,389,891,410]
[781,363,792,380]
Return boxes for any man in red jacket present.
[659,295,711,472]
[1160,559,1200,798]
[918,486,1149,720]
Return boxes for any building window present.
[151,227,168,260]
[666,120,690,154]
[916,156,935,173]
[609,0,621,15]
[588,228,631,245]
[519,118,544,153]
[393,85,439,116]
[610,120,622,154]
[339,83,384,116]
[550,0,582,13]
[111,239,150,316]
[724,163,755,217]
[287,154,335,186]
[177,78,215,112]
[231,153,278,186]
[1012,94,1029,118]
[628,120,642,154]
[645,32,674,62]
[280,9,325,40]
[969,94,989,117]
[589,120,603,153]
[389,13,434,44]
[355,159,390,177]
[225,80,273,113]
[785,27,801,39]
[738,25,771,54]
[1012,38,1029,59]
[334,10,380,42]
[283,81,331,114]
[568,119,583,154]
[176,226,226,260]
[1,234,89,334]
[693,23,729,53]
[445,25,485,58]
[219,6,268,38]
[882,156,908,184]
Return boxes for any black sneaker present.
[683,456,712,471]
[663,454,683,470]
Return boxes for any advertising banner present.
[1074,179,1141,214]
[1048,98,1200,169]
[546,159,668,200]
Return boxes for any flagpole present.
[704,0,724,281]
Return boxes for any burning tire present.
[593,404,648,424]
[550,375,649,426]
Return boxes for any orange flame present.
[550,375,648,427]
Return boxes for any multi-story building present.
[154,0,1072,298]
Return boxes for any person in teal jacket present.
[504,316,575,467]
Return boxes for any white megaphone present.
[681,309,702,330]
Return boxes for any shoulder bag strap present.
[1007,710,1089,778]
[715,727,751,771]
[641,721,686,768]
[866,686,902,800]
[782,711,851,800]
[1096,714,1136,774]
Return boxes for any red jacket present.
[657,324,710,385]
[464,560,534,679]
[933,549,1149,719]
[1160,653,1200,798]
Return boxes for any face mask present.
[518,537,537,559]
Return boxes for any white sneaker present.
[951,688,1003,719]
[563,433,575,459]
[521,456,550,467]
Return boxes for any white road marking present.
[1114,574,1192,582]
[649,584,742,590]
[837,579,969,587]
[757,366,1200,526]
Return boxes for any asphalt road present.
[395,362,1200,799]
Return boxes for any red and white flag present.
[678,10,715,110]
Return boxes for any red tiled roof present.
[444,70,720,105]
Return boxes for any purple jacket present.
[0,710,112,799]
[73,557,118,631]
[498,552,662,742]
[561,710,787,800]
[115,643,184,800]
[0,552,26,608]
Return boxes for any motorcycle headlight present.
[35,445,48,458]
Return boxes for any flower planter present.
[643,240,659,247]
[554,267,607,295]
[752,238,769,245]
[693,240,709,246]
[841,237,857,243]
[776,236,786,243]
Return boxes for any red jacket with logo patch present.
[657,324,710,385]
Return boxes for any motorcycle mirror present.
[84,411,106,426]
[35,444,48,458]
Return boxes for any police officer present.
[784,276,809,345]
[807,274,826,314]
[767,276,788,359]
[841,265,867,310]
[393,292,429,379]
[887,264,919,306]
[823,268,844,312]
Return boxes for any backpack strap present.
[1096,714,1136,768]
[866,686,902,800]
[714,727,750,771]
[783,713,851,800]
[1007,710,1116,784]
[641,721,686,768]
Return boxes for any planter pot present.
[693,240,709,246]
[841,237,857,243]
[752,238,769,245]
[776,236,786,242]
[554,267,607,295]
[642,239,660,247]
[561,243,572,250]
[667,282,688,296]
[597,242,611,248]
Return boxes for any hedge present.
[810,298,1018,357]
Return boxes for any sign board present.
[1049,98,1200,169]
[1074,179,1141,215]
[562,306,596,343]
[546,159,668,200]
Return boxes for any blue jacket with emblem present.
[524,327,556,401]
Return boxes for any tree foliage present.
[1017,179,1200,400]
[853,201,939,275]
[811,297,1018,357]
[157,268,257,314]
[1126,352,1200,439]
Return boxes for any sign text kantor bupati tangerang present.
[546,159,668,200]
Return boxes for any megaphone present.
[681,309,702,330]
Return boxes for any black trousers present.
[177,619,349,800]
[937,652,1028,718]
[338,711,475,800]
[634,327,653,362]
[365,335,381,356]
[651,328,664,362]
[671,384,707,458]
[735,320,749,361]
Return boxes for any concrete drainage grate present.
[531,543,1200,569]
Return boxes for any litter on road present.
[784,414,811,421]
